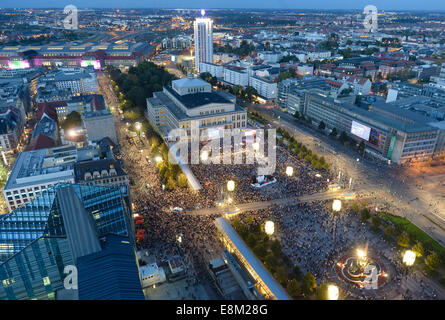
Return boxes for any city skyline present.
[1,0,445,11]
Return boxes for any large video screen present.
[369,128,380,146]
[351,121,371,141]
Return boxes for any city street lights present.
[227,180,235,192]
[155,156,163,163]
[327,284,339,300]
[332,199,342,212]
[403,250,416,266]
[200,150,209,162]
[286,166,294,177]
[265,221,275,236]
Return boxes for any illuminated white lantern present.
[227,180,235,192]
[155,156,163,163]
[327,285,339,300]
[200,151,209,162]
[332,199,342,212]
[403,250,416,266]
[265,220,275,235]
[286,166,294,177]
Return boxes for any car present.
[171,207,184,214]
[146,184,151,189]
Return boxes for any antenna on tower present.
[200,9,206,17]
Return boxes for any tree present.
[62,111,82,130]
[412,242,424,258]
[177,173,188,188]
[371,216,381,229]
[273,266,288,285]
[350,202,360,213]
[358,141,366,155]
[384,225,395,237]
[397,232,410,248]
[425,252,441,270]
[165,176,176,190]
[318,121,326,131]
[360,208,371,222]
[302,273,317,295]
[244,86,258,102]
[339,131,348,144]
[270,239,282,257]
[287,279,301,299]
[316,283,330,300]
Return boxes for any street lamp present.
[403,250,416,266]
[155,156,163,163]
[286,166,294,177]
[265,220,275,236]
[200,150,209,162]
[332,199,342,212]
[227,180,235,192]
[135,122,141,131]
[327,285,339,300]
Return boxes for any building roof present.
[172,77,208,89]
[74,158,126,183]
[25,134,55,151]
[165,85,232,109]
[77,234,145,300]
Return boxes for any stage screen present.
[351,121,371,141]
[369,128,380,146]
[8,60,30,70]
[80,59,101,70]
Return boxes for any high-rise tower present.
[194,9,213,72]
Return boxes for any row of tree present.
[277,127,329,170]
[149,135,187,190]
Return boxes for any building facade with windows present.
[0,184,141,300]
[194,16,213,72]
[145,77,247,139]
[303,92,444,164]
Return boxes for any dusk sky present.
[1,0,444,11]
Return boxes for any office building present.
[194,14,213,72]
[0,42,155,70]
[303,92,445,164]
[37,67,98,95]
[82,110,118,144]
[223,66,249,87]
[0,184,142,300]
[250,76,277,100]
[199,62,223,78]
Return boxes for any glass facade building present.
[0,183,138,300]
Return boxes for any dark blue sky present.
[1,0,444,10]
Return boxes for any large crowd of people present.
[117,120,444,300]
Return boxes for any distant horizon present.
[1,0,444,11]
